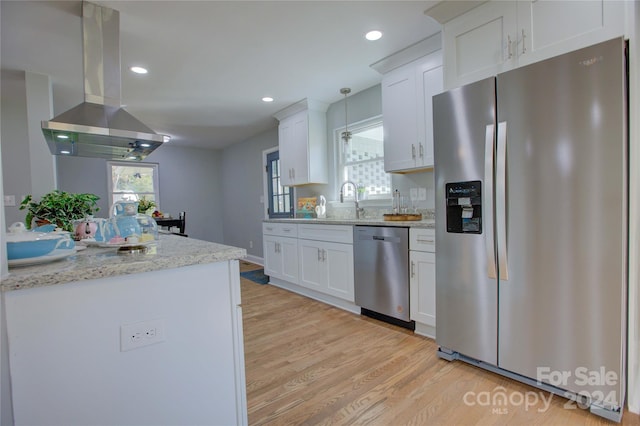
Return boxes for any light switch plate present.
[410,188,418,201]
[4,195,16,207]
[418,188,427,201]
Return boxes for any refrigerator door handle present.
[484,124,497,279]
[496,121,509,281]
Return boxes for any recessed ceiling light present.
[365,30,383,41]
[130,66,148,74]
[262,97,274,103]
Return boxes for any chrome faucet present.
[340,180,364,219]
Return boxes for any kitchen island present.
[2,234,247,426]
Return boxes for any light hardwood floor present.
[239,261,640,425]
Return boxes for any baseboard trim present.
[244,255,263,266]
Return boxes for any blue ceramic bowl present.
[6,232,75,260]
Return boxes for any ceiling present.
[1,1,441,150]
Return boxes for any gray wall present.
[1,70,56,227]
[220,126,278,259]
[56,144,224,242]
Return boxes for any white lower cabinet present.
[263,223,298,283]
[409,228,436,338]
[297,224,354,302]
[298,239,354,302]
[262,223,355,304]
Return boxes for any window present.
[266,151,294,218]
[107,161,159,212]
[337,117,391,199]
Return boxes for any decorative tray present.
[383,213,423,221]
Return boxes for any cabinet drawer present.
[263,222,298,238]
[410,228,435,252]
[297,224,353,244]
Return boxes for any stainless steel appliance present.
[433,38,627,422]
[41,2,168,160]
[353,226,414,329]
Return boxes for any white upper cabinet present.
[382,51,443,173]
[443,0,626,89]
[274,99,329,186]
[382,64,418,172]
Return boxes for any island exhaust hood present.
[41,1,169,161]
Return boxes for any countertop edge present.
[264,218,435,228]
[2,235,247,292]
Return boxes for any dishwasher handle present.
[371,235,402,243]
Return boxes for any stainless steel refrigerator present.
[433,38,627,422]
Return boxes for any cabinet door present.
[517,0,625,67]
[279,110,308,186]
[323,242,355,302]
[410,251,436,327]
[263,235,282,279]
[382,64,418,172]
[278,119,295,186]
[280,237,299,283]
[291,111,309,184]
[298,240,324,291]
[416,64,443,168]
[443,1,517,89]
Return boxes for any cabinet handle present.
[419,143,424,159]
[276,242,281,253]
[507,35,513,59]
[417,238,435,243]
[411,260,415,278]
[411,144,416,159]
[521,29,526,54]
[291,168,295,180]
[317,248,322,261]
[322,249,327,262]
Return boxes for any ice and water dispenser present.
[446,181,482,234]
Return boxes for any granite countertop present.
[2,234,246,292]
[264,217,435,229]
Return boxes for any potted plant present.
[19,190,100,232]
[137,196,156,214]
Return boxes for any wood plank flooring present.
[239,261,640,425]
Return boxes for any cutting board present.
[383,213,422,221]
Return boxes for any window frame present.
[106,161,160,213]
[335,115,391,201]
[266,150,294,218]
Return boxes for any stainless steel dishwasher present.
[353,226,414,329]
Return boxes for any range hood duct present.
[41,1,169,161]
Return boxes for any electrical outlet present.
[4,195,16,207]
[409,188,418,201]
[418,187,427,201]
[120,319,165,352]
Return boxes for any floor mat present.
[240,269,269,284]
